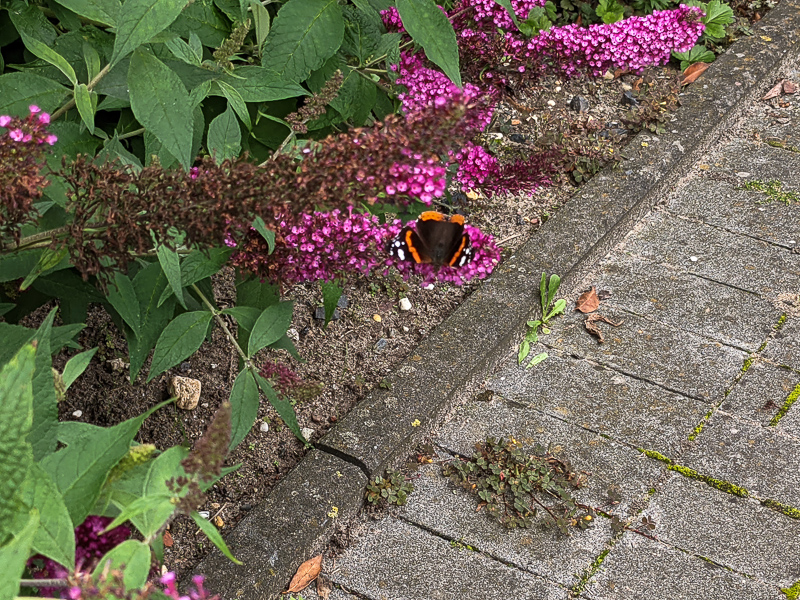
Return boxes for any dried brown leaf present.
[575,287,600,313]
[316,575,332,599]
[784,80,798,94]
[286,555,322,594]
[584,313,623,343]
[680,62,709,86]
[163,531,174,548]
[762,80,784,100]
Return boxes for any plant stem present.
[51,62,112,122]
[18,579,69,587]
[190,283,254,370]
[4,226,70,252]
[117,127,146,140]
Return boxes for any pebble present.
[259,422,269,433]
[169,376,202,410]
[569,96,590,113]
[546,100,556,107]
[373,314,382,322]
[736,172,751,178]
[198,511,210,519]
[301,427,315,442]
[179,361,191,373]
[315,307,341,321]
[311,414,324,424]
[375,338,389,352]
[337,295,349,309]
[403,326,409,333]
[509,133,526,143]
[399,297,412,311]
[287,328,300,342]
[689,256,698,262]
[241,503,252,511]
[72,410,82,418]
[425,284,435,291]
[202,402,209,408]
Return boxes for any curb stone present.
[191,2,800,597]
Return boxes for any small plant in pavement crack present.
[365,470,414,507]
[518,272,567,367]
[442,438,594,534]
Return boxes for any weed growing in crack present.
[442,437,593,533]
[365,470,415,507]
[738,179,800,204]
[518,272,566,367]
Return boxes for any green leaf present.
[8,2,78,85]
[62,347,99,390]
[518,3,555,36]
[539,271,547,317]
[52,0,120,26]
[208,104,242,163]
[165,35,201,66]
[254,373,303,443]
[111,0,187,66]
[341,4,382,63]
[395,0,461,87]
[107,273,142,338]
[215,80,252,130]
[105,493,174,532]
[261,0,345,83]
[701,0,734,39]
[672,44,715,70]
[236,277,279,310]
[83,42,102,81]
[93,540,151,590]
[229,369,260,450]
[250,0,271,52]
[168,0,228,47]
[128,49,193,170]
[178,247,233,288]
[0,72,69,116]
[96,134,143,171]
[547,274,560,308]
[191,511,242,564]
[269,333,302,361]
[147,311,213,381]
[251,216,275,253]
[29,310,58,461]
[526,351,549,368]
[128,262,177,382]
[74,83,97,134]
[0,344,36,540]
[0,511,39,600]
[0,303,15,317]
[156,245,186,309]
[39,399,171,525]
[15,463,75,570]
[221,66,308,104]
[247,302,294,357]
[19,247,69,290]
[321,281,342,327]
[517,339,530,364]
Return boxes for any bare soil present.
[53,64,689,578]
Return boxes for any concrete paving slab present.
[325,517,569,600]
[777,391,800,439]
[642,474,800,588]
[544,307,746,401]
[582,533,784,600]
[704,140,800,189]
[291,585,361,600]
[719,359,800,424]
[399,463,612,588]
[435,400,666,515]
[487,353,706,456]
[621,211,800,297]
[763,315,800,370]
[679,410,800,507]
[590,254,780,351]
[666,177,800,249]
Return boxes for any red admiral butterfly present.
[389,211,473,267]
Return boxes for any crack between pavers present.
[394,514,573,593]
[314,442,372,479]
[664,210,799,251]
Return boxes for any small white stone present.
[301,427,315,441]
[736,172,750,178]
[287,328,300,342]
[259,422,269,433]
[72,410,82,418]
[198,511,210,519]
[555,86,562,92]
[399,297,412,311]
[403,326,409,332]
[789,240,797,245]
[425,284,435,291]
[689,256,698,262]
[546,100,556,107]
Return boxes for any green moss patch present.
[783,580,800,600]
[762,498,800,520]
[738,179,800,204]
[769,383,800,427]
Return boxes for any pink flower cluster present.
[515,5,705,76]
[230,208,500,287]
[458,0,548,30]
[28,516,131,598]
[161,572,219,600]
[0,105,57,145]
[452,142,500,191]
[386,150,447,203]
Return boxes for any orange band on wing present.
[449,214,464,225]
[448,235,468,266]
[405,229,425,263]
[419,211,446,222]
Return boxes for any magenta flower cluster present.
[28,516,131,597]
[513,5,705,76]
[460,0,549,30]
[0,104,58,146]
[161,572,219,600]
[386,149,447,204]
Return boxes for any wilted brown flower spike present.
[285,71,344,134]
[181,401,231,482]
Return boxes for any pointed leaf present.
[20,247,69,290]
[111,0,187,67]
[128,49,193,170]
[220,66,308,103]
[207,104,242,163]
[251,216,276,252]
[247,302,294,357]
[30,310,59,461]
[147,311,213,381]
[575,286,599,313]
[93,540,151,590]
[547,274,560,308]
[191,511,242,564]
[62,347,99,390]
[52,0,120,26]
[74,83,97,134]
[8,3,77,86]
[106,272,142,338]
[286,554,322,593]
[261,0,344,83]
[395,0,461,87]
[254,373,303,443]
[0,511,39,600]
[156,245,186,309]
[228,369,260,451]
[321,281,342,327]
[0,72,69,116]
[250,0,270,51]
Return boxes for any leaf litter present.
[286,554,322,594]
[585,313,623,343]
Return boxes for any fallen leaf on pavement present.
[575,287,600,313]
[585,313,623,343]
[762,80,784,100]
[286,555,322,593]
[680,62,709,86]
[784,80,798,94]
[316,575,332,599]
